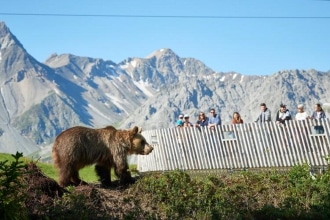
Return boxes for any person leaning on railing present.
[207,108,221,129]
[183,114,194,128]
[310,103,326,134]
[275,104,292,126]
[295,104,310,120]
[176,114,184,127]
[310,103,326,119]
[194,112,209,128]
[232,112,243,124]
[255,103,271,123]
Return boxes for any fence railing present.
[137,119,330,172]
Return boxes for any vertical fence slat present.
[199,127,213,169]
[250,123,263,168]
[242,123,255,168]
[213,126,224,169]
[288,121,301,164]
[236,124,248,168]
[207,126,219,168]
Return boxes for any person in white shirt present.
[295,104,310,120]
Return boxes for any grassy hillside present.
[2,152,330,219]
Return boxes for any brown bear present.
[52,125,153,187]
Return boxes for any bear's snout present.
[144,144,153,155]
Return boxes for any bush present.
[130,170,228,219]
[129,167,330,219]
[0,152,27,220]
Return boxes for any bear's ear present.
[138,127,142,133]
[130,126,139,135]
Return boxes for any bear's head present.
[128,126,153,155]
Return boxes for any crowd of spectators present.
[176,108,221,129]
[176,103,327,130]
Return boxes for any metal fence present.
[137,119,330,172]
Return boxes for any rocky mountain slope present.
[0,21,329,159]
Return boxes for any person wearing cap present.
[183,114,193,127]
[295,104,310,120]
[255,103,271,123]
[176,114,184,127]
[275,104,292,125]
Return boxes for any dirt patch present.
[21,162,153,219]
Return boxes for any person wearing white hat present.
[176,114,184,127]
[295,104,310,121]
[183,115,193,127]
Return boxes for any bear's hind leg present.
[95,164,111,187]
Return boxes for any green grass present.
[0,153,137,183]
[29,161,101,183]
[0,153,26,162]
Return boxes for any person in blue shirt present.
[310,103,326,119]
[176,114,184,127]
[207,108,221,129]
[310,103,326,134]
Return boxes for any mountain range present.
[0,21,329,160]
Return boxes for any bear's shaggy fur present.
[52,125,153,187]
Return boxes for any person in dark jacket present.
[275,104,292,125]
[195,112,209,128]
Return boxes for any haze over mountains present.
[0,21,329,158]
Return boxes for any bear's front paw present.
[120,177,136,186]
[99,179,112,188]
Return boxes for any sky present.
[1,0,330,75]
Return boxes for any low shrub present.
[0,152,27,220]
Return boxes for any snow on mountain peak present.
[133,80,154,97]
